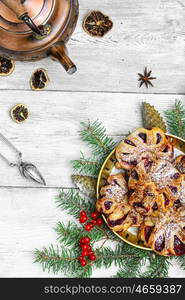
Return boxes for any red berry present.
[89,254,96,261]
[80,211,87,217]
[96,218,103,226]
[79,216,88,223]
[78,255,83,261]
[81,244,91,251]
[84,224,92,231]
[84,237,91,244]
[80,259,87,267]
[81,250,89,257]
[80,237,86,244]
[91,211,99,219]
[91,220,97,225]
[88,250,93,256]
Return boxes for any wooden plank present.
[0,90,184,187]
[1,0,185,93]
[0,187,184,277]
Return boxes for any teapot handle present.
[0,0,26,18]
[50,44,77,75]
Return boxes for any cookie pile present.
[96,128,185,256]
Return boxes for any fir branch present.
[34,245,80,276]
[94,243,147,270]
[165,100,185,139]
[71,152,103,176]
[56,189,95,218]
[55,221,105,247]
[143,254,172,278]
[80,120,116,157]
[175,255,185,270]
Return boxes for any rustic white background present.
[0,0,185,277]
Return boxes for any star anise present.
[138,67,156,88]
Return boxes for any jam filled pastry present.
[96,197,119,215]
[115,128,174,170]
[129,159,182,205]
[96,173,128,214]
[174,175,185,207]
[128,183,160,216]
[139,207,185,256]
[99,173,128,202]
[173,155,185,174]
[107,204,143,232]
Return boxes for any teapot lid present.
[0,0,55,32]
[0,0,75,53]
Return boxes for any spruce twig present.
[165,100,185,138]
[34,245,80,276]
[80,120,116,157]
[143,255,172,278]
[35,117,185,278]
[71,152,102,176]
[56,189,95,218]
[55,221,105,247]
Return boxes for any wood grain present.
[0,0,185,278]
[0,187,184,278]
[0,90,184,187]
[0,0,185,93]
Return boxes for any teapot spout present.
[50,44,77,75]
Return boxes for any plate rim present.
[96,132,185,252]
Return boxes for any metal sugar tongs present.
[0,132,46,185]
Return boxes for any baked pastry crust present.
[128,159,182,212]
[100,173,128,202]
[107,204,143,232]
[139,207,185,256]
[116,128,173,170]
[128,183,160,216]
[173,155,185,174]
[96,173,128,214]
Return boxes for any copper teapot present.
[0,0,79,74]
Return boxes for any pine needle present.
[56,189,95,218]
[165,100,185,138]
[80,120,116,157]
[71,152,103,176]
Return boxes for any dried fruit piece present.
[142,102,167,132]
[83,11,113,37]
[10,104,29,123]
[30,68,49,91]
[0,56,15,76]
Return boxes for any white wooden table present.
[0,0,185,277]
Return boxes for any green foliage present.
[34,245,80,276]
[35,117,185,278]
[55,221,105,247]
[56,189,95,218]
[80,120,116,156]
[71,152,102,176]
[165,100,185,139]
[142,255,172,278]
[175,255,185,271]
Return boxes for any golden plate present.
[96,133,185,251]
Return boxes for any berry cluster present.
[79,210,103,231]
[78,237,96,267]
